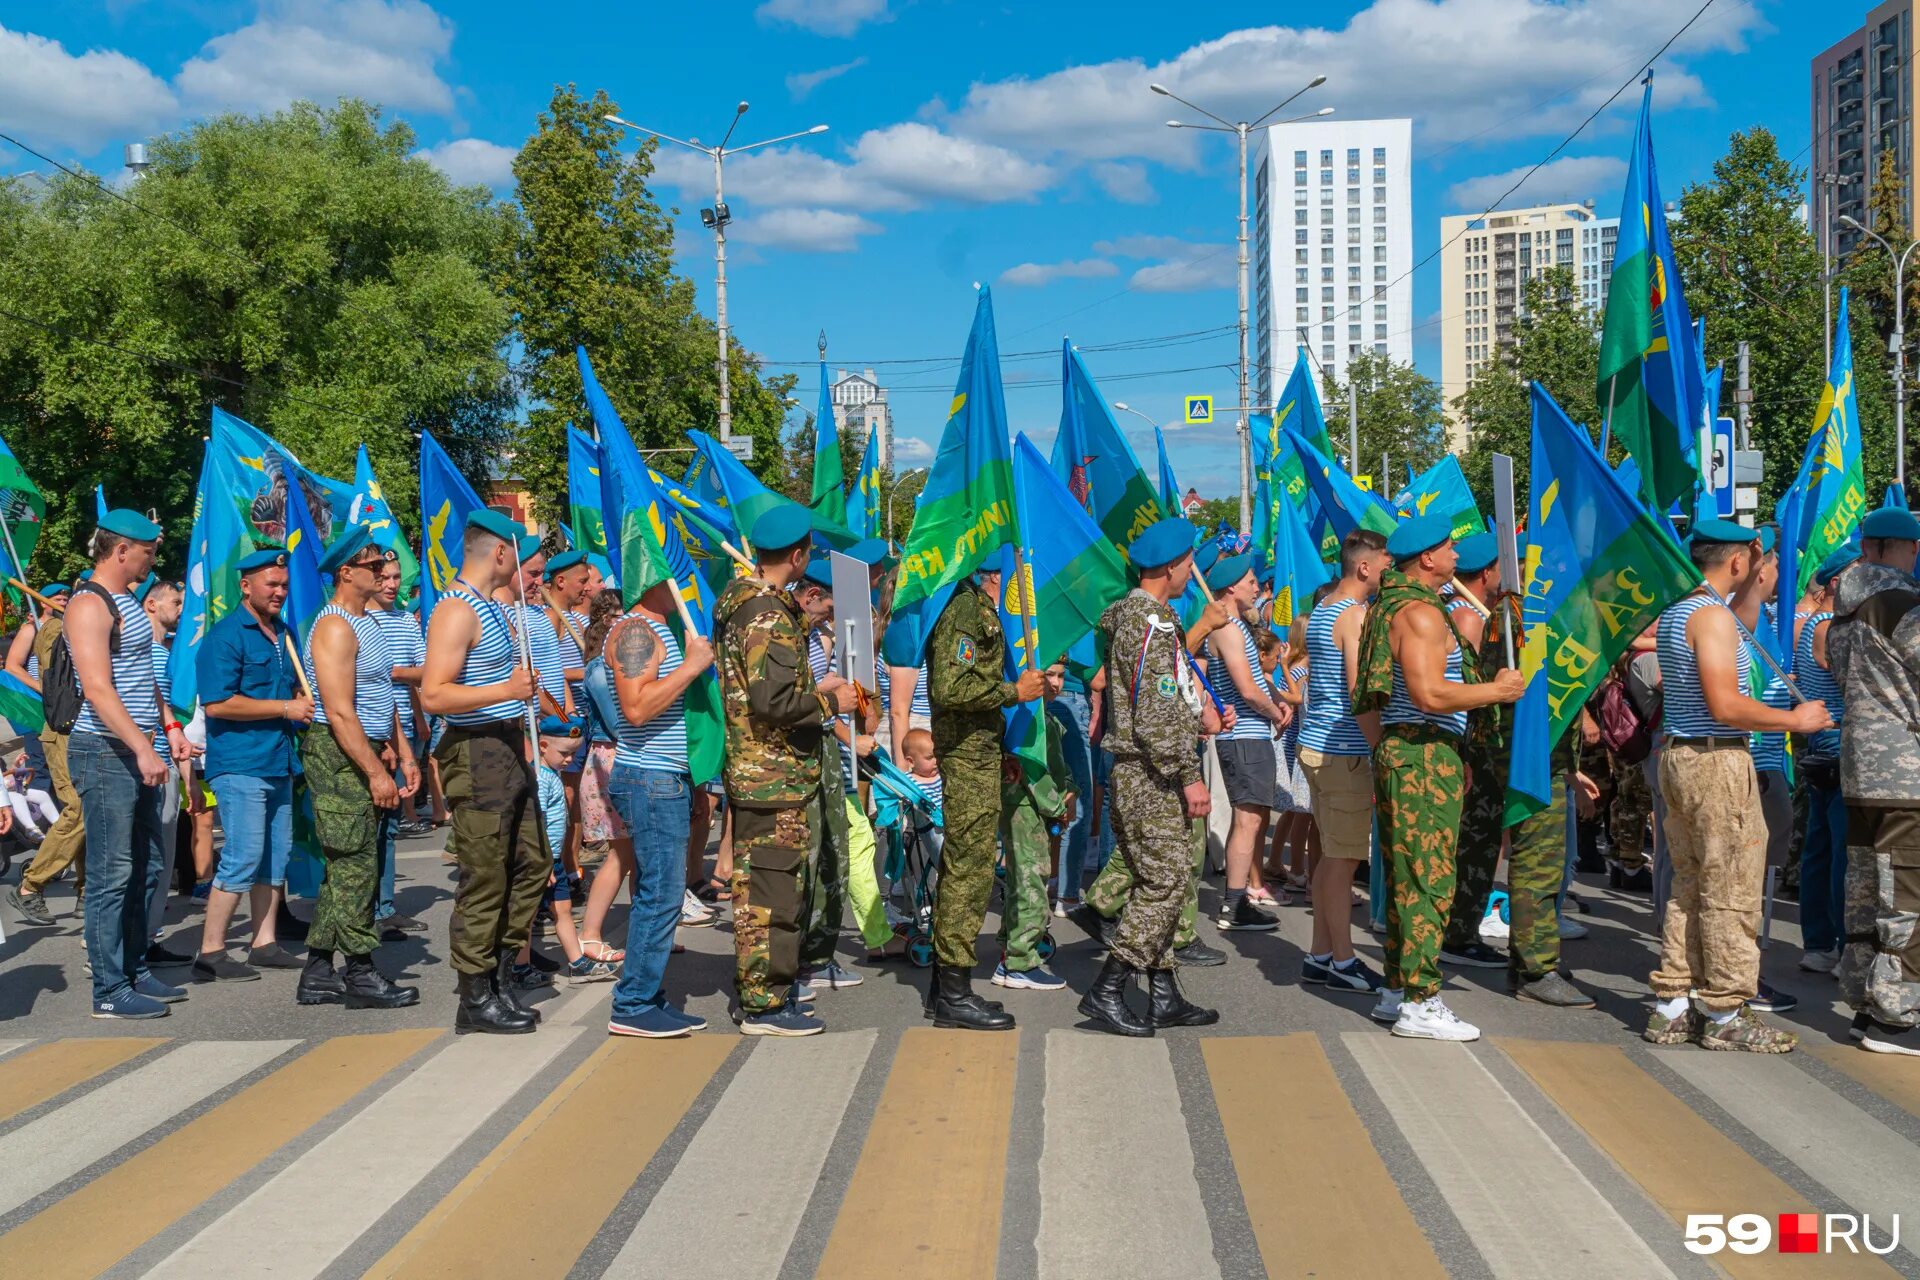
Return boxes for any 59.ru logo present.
[1684,1213,1899,1256]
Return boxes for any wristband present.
[164,720,183,733]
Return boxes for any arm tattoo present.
[612,620,657,678]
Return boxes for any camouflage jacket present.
[1827,561,1920,805]
[1002,710,1074,820]
[714,576,832,808]
[1100,587,1202,787]
[927,579,1015,756]
[1353,569,1489,746]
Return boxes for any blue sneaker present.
[134,973,188,1004]
[1301,954,1333,985]
[991,963,1066,991]
[788,981,817,1004]
[739,1006,825,1037]
[800,961,864,990]
[1325,956,1384,995]
[663,1005,708,1032]
[92,991,170,1020]
[607,1007,692,1039]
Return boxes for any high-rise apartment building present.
[1812,4,1911,262]
[1252,117,1413,403]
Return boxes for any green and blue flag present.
[1269,473,1332,630]
[566,424,615,586]
[0,432,45,614]
[847,421,884,541]
[1052,343,1166,552]
[810,361,847,526]
[1285,427,1398,540]
[1392,455,1484,541]
[417,430,490,625]
[348,445,419,601]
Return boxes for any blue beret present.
[99,507,160,542]
[1204,551,1254,593]
[316,524,374,573]
[845,538,891,566]
[537,714,583,738]
[238,547,289,574]
[131,571,157,602]
[1815,542,1859,586]
[802,559,834,590]
[1688,516,1760,547]
[78,569,92,582]
[1453,531,1498,574]
[1193,541,1222,575]
[1257,566,1275,588]
[1130,516,1197,570]
[464,509,542,561]
[1386,512,1451,561]
[752,503,812,553]
[40,583,69,598]
[1754,524,1777,554]
[544,549,588,576]
[1862,507,1920,541]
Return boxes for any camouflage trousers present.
[1444,744,1505,951]
[1507,771,1566,982]
[802,775,849,970]
[931,746,1002,967]
[1651,743,1765,1013]
[1838,804,1920,1029]
[1375,726,1466,1001]
[997,794,1052,972]
[20,729,85,897]
[302,729,390,958]
[732,797,820,1014]
[1085,811,1203,950]
[1108,758,1193,971]
[436,723,548,978]
[1609,750,1651,870]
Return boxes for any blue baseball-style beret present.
[1815,542,1859,586]
[844,537,891,566]
[1257,566,1275,588]
[1130,516,1198,570]
[39,582,69,598]
[544,549,588,576]
[802,559,834,590]
[1688,516,1761,547]
[131,572,157,602]
[1385,512,1451,561]
[537,714,583,737]
[238,546,289,574]
[99,507,161,542]
[1193,541,1222,575]
[752,503,812,552]
[1204,551,1254,593]
[316,524,374,573]
[1754,524,1777,554]
[1453,531,1498,574]
[1862,507,1920,541]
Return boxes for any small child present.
[516,717,616,989]
[901,727,943,807]
[1,757,57,842]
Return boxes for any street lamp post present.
[1842,213,1917,486]
[606,105,828,447]
[1152,79,1330,535]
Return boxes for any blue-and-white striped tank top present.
[152,638,173,763]
[306,605,397,739]
[444,584,524,727]
[1793,610,1843,760]
[375,607,424,728]
[520,602,568,711]
[809,629,856,788]
[1659,593,1747,739]
[1281,661,1306,760]
[74,592,158,736]
[558,610,589,715]
[1213,619,1274,741]
[612,617,688,773]
[1383,635,1468,736]
[1298,597,1369,756]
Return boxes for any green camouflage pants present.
[302,729,387,958]
[997,793,1052,971]
[1085,812,1203,949]
[1108,759,1194,971]
[931,746,1002,967]
[802,754,849,970]
[1507,772,1566,981]
[436,723,548,977]
[1610,750,1651,870]
[732,798,819,1014]
[1376,726,1465,1001]
[1444,744,1505,951]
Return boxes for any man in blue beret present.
[1827,506,1920,1053]
[1645,518,1829,1052]
[420,508,544,1034]
[535,546,594,899]
[194,544,311,985]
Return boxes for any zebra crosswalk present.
[0,1016,1915,1279]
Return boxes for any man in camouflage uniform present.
[1354,514,1524,1042]
[994,663,1074,991]
[926,562,1045,1030]
[1078,517,1223,1037]
[713,506,858,1037]
[1609,750,1652,876]
[1080,816,1214,962]
[1826,508,1920,1054]
[1437,533,1508,971]
[297,525,419,1011]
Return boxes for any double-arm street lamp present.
[1841,213,1917,486]
[1152,78,1331,533]
[605,104,828,448]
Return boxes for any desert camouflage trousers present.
[1375,725,1466,1001]
[1651,743,1765,1013]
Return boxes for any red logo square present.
[1779,1213,1819,1254]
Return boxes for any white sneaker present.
[1798,946,1841,974]
[1392,996,1481,1042]
[1478,905,1510,942]
[1557,916,1589,940]
[680,890,715,927]
[1370,989,1403,1024]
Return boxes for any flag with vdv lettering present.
[1785,287,1866,598]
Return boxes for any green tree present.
[0,100,514,583]
[501,85,793,530]
[1830,145,1909,497]
[1317,350,1448,492]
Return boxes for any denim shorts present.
[209,772,294,892]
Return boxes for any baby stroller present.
[867,748,943,968]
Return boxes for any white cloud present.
[787,57,867,100]
[1443,154,1626,213]
[729,207,881,253]
[1090,160,1155,204]
[997,258,1118,288]
[755,0,889,37]
[1095,236,1236,293]
[412,137,517,188]
[176,0,456,117]
[0,25,176,153]
[892,436,935,465]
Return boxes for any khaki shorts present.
[1299,747,1373,862]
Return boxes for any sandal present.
[580,938,626,963]
[691,876,730,903]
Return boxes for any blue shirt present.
[1659,593,1749,739]
[1299,597,1370,756]
[375,607,426,731]
[443,584,523,727]
[537,763,567,858]
[73,590,159,739]
[611,617,689,773]
[199,607,299,780]
[305,604,398,740]
[152,637,173,764]
[1793,610,1843,760]
[1211,619,1274,741]
[1383,634,1468,737]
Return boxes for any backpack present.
[42,582,122,736]
[1595,658,1659,765]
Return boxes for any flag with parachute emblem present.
[1392,455,1484,541]
[1786,286,1866,598]
[416,431,490,626]
[349,445,419,600]
[1052,343,1165,550]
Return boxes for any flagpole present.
[1598,374,1617,457]
[0,511,39,625]
[1010,545,1040,672]
[507,536,542,756]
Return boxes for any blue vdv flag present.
[1269,472,1333,631]
[847,421,884,541]
[1392,455,1484,541]
[1285,427,1398,539]
[281,468,328,641]
[1154,425,1181,513]
[566,424,616,587]
[1052,343,1168,553]
[417,432,489,626]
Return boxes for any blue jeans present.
[1800,778,1848,952]
[1049,692,1095,896]
[608,766,691,1016]
[209,773,294,892]
[70,733,163,1002]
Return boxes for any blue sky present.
[0,0,1842,495]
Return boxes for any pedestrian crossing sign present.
[1184,395,1212,425]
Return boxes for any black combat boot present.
[341,955,421,1009]
[931,964,1015,1031]
[1147,968,1218,1028]
[1078,955,1152,1037]
[495,951,543,1024]
[296,949,344,1006]
[455,970,534,1034]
